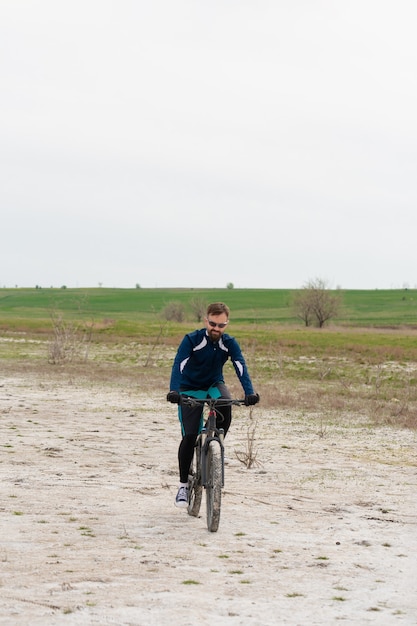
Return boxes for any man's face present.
[205,313,229,341]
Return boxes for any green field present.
[1,287,416,330]
[2,285,417,363]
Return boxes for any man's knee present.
[179,433,197,456]
[217,407,231,434]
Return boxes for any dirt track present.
[1,370,417,625]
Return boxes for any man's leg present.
[178,401,203,479]
[215,382,232,435]
[175,401,203,507]
[178,434,197,484]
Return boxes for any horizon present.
[2,284,416,293]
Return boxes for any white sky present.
[1,0,416,289]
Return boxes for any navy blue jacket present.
[169,328,254,395]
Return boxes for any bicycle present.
[181,396,246,532]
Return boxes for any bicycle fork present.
[200,427,225,487]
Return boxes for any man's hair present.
[206,302,230,318]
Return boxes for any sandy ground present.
[1,369,417,626]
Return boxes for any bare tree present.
[189,296,207,323]
[293,278,342,328]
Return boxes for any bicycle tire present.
[206,440,222,532]
[188,438,203,517]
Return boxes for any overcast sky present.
[1,1,416,289]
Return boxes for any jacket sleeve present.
[229,338,254,395]
[169,334,193,391]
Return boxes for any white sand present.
[1,371,416,625]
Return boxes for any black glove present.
[167,391,181,404]
[244,393,260,406]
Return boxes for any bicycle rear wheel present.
[206,440,222,532]
[188,438,203,517]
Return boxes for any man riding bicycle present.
[167,302,259,508]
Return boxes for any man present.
[167,302,259,508]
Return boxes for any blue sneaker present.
[175,485,188,508]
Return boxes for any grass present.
[1,286,417,330]
[1,287,417,430]
[2,332,417,429]
[78,526,95,537]
[182,580,200,585]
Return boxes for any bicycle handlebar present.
[180,397,246,407]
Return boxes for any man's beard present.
[208,329,221,341]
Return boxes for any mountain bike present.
[181,397,245,532]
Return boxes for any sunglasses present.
[206,318,229,329]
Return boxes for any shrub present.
[162,301,185,322]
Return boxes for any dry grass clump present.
[252,353,417,430]
[234,407,261,469]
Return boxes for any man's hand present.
[167,391,181,404]
[244,393,260,406]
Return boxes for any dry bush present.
[48,311,93,364]
[235,407,261,469]
[162,301,185,322]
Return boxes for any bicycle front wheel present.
[188,438,203,517]
[206,440,222,532]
